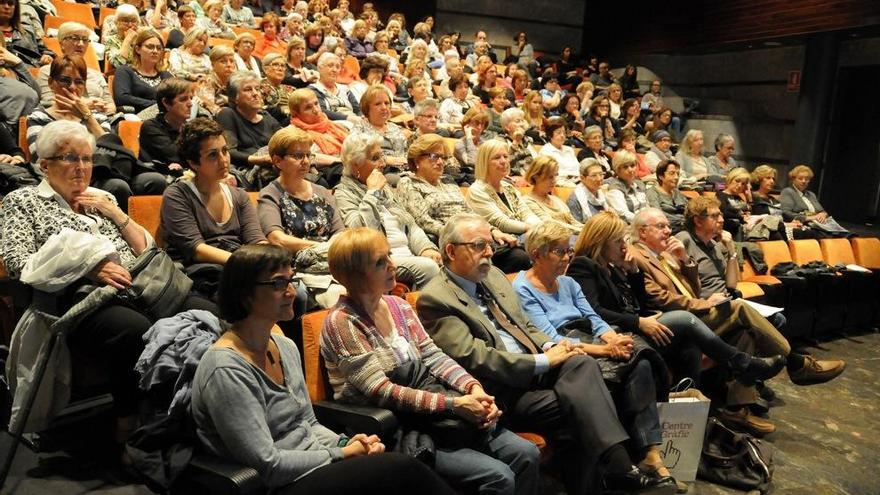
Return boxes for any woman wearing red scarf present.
[288,88,349,186]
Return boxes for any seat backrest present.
[128,195,164,242]
[851,237,880,269]
[404,291,420,308]
[553,186,574,202]
[43,14,66,32]
[98,7,116,28]
[209,37,234,48]
[232,26,261,38]
[18,116,30,163]
[301,309,330,402]
[757,240,793,270]
[788,239,824,265]
[343,56,360,81]
[681,190,700,200]
[820,238,855,266]
[53,2,97,28]
[118,120,142,157]
[702,191,717,199]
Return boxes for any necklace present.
[230,332,274,364]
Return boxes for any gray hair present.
[182,26,208,48]
[438,213,488,263]
[579,158,602,176]
[499,107,524,128]
[409,39,428,55]
[58,21,92,41]
[584,124,602,140]
[35,121,95,162]
[287,12,303,21]
[631,207,665,239]
[227,70,261,102]
[340,133,383,176]
[317,51,340,68]
[413,98,439,116]
[714,133,734,151]
[116,4,139,20]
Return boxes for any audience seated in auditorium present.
[717,167,786,241]
[321,227,541,494]
[453,106,489,171]
[416,213,676,495]
[261,53,296,122]
[749,165,821,239]
[105,5,142,68]
[351,85,409,173]
[198,0,236,39]
[233,32,263,77]
[113,29,172,115]
[282,36,319,87]
[0,0,53,68]
[191,244,456,494]
[606,150,649,223]
[255,13,286,58]
[196,45,236,115]
[309,52,362,124]
[499,107,538,176]
[333,133,441,289]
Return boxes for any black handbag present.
[697,417,775,493]
[119,247,193,321]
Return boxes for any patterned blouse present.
[257,180,344,241]
[351,120,408,162]
[321,295,479,414]
[396,174,470,236]
[1,181,138,278]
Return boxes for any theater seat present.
[819,238,856,266]
[851,237,880,269]
[787,239,824,265]
[118,120,142,157]
[756,240,793,271]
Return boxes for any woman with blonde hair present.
[718,167,785,240]
[522,156,583,234]
[351,85,408,171]
[198,0,235,39]
[169,27,212,81]
[467,139,539,235]
[674,129,709,180]
[779,165,848,236]
[283,36,319,87]
[522,91,546,143]
[749,165,819,239]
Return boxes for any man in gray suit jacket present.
[416,213,675,495]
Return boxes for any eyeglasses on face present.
[548,247,574,258]
[54,75,86,87]
[63,35,90,44]
[0,0,16,6]
[420,152,448,162]
[643,223,671,231]
[284,151,315,162]
[453,240,499,253]
[141,43,164,52]
[255,276,296,291]
[45,153,93,166]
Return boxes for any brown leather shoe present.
[716,408,776,437]
[789,355,846,386]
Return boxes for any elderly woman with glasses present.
[105,4,142,68]
[169,27,213,82]
[512,222,678,490]
[321,227,540,494]
[198,0,236,39]
[233,32,262,77]
[522,156,582,234]
[309,51,361,125]
[567,159,610,223]
[37,22,114,114]
[333,133,442,289]
[606,150,649,223]
[260,52,295,122]
[718,167,786,241]
[351,85,409,172]
[3,120,217,457]
[192,244,455,495]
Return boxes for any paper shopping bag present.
[657,388,711,482]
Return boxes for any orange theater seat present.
[128,195,164,242]
[118,120,142,157]
[300,309,330,402]
[52,1,97,29]
[788,239,824,266]
[851,237,880,269]
[44,36,101,71]
[819,238,856,266]
[756,240,793,271]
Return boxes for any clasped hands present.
[452,385,502,429]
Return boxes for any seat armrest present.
[313,400,398,439]
[176,453,265,495]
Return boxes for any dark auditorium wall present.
[434,0,585,58]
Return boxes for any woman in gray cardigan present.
[780,164,849,237]
[191,244,455,494]
[333,133,442,289]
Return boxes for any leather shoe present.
[601,467,677,494]
[789,355,846,385]
[757,381,776,402]
[735,355,786,386]
[716,408,776,437]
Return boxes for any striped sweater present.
[321,295,480,414]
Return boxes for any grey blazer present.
[779,186,825,221]
[416,267,552,390]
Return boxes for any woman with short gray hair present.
[706,133,736,177]
[309,51,362,124]
[169,27,212,81]
[37,22,114,114]
[216,71,282,187]
[333,133,442,289]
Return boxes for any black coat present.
[566,256,653,334]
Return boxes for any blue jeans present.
[433,427,540,495]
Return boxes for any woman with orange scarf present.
[288,88,348,186]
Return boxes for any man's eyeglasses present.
[54,75,86,87]
[285,151,315,162]
[643,222,671,231]
[420,152,448,162]
[453,240,499,253]
[255,277,296,291]
[701,212,723,219]
[45,153,93,166]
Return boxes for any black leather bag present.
[120,247,193,321]
[697,417,775,493]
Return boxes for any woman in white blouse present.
[537,117,581,181]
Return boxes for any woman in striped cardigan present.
[320,227,540,495]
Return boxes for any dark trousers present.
[492,245,531,273]
[68,294,218,416]
[95,172,167,213]
[276,453,456,495]
[494,355,629,495]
